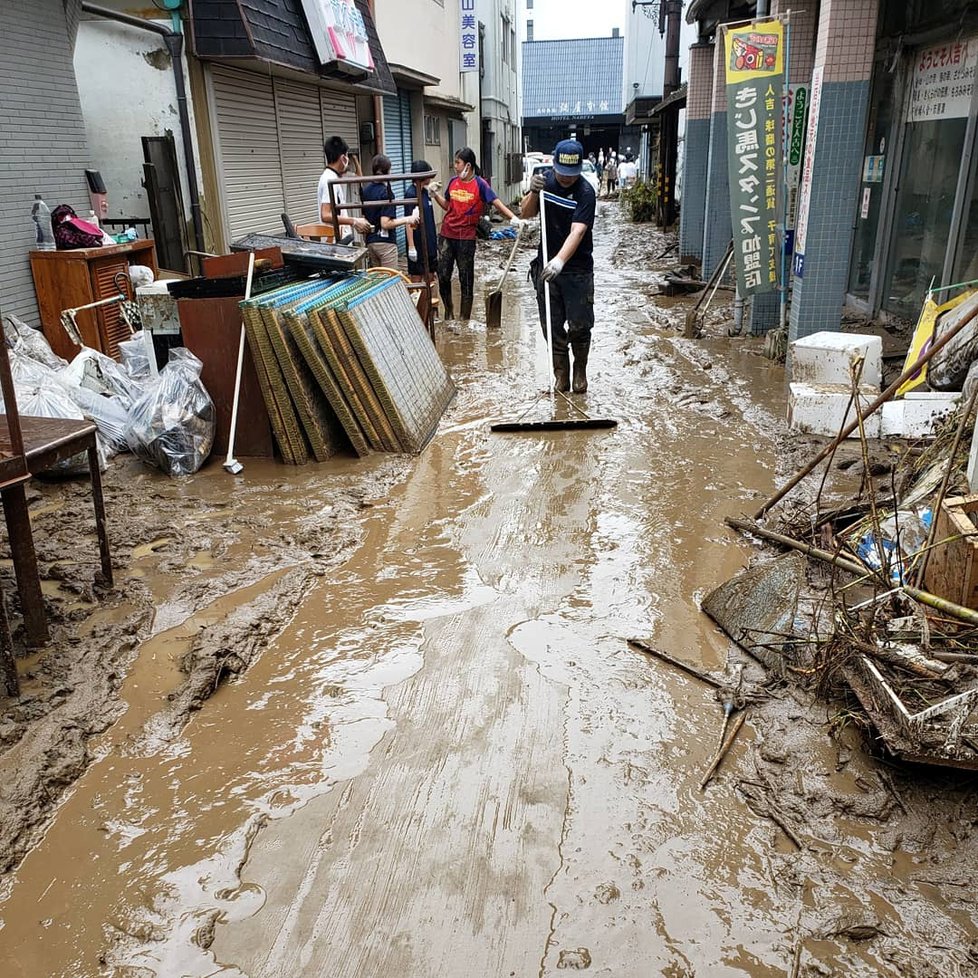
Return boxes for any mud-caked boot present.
[553,352,571,393]
[571,342,590,393]
[460,297,473,322]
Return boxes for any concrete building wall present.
[0,0,91,326]
[374,0,464,104]
[789,0,879,343]
[74,19,200,226]
[480,0,522,202]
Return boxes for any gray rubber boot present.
[571,342,589,393]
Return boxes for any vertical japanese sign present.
[793,64,823,279]
[724,19,784,296]
[460,0,479,73]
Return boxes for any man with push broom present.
[520,139,596,393]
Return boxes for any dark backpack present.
[52,204,104,249]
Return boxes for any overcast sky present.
[524,0,624,41]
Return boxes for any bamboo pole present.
[754,300,978,519]
[627,638,725,689]
[700,711,747,789]
[725,516,978,627]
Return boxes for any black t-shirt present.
[363,181,396,245]
[538,171,596,274]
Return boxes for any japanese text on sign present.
[908,36,978,123]
[724,19,784,297]
[460,0,479,73]
[301,0,375,72]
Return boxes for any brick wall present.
[0,0,91,326]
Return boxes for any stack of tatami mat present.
[240,273,455,462]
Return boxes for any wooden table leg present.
[2,484,49,647]
[0,582,19,697]
[87,444,113,588]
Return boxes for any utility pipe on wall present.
[79,1,204,254]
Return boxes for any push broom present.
[490,185,617,433]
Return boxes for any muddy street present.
[2,205,977,977]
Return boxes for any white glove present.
[430,181,442,193]
[510,216,522,228]
[407,211,421,226]
[408,248,418,262]
[541,256,565,282]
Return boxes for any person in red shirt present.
[431,147,521,321]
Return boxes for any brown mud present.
[0,204,976,977]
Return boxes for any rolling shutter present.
[211,66,284,240]
[321,89,359,150]
[210,67,360,243]
[383,91,414,252]
[276,80,326,224]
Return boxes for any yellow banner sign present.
[724,20,784,84]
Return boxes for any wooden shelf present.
[30,239,158,361]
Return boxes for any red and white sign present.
[908,37,978,123]
[302,0,374,72]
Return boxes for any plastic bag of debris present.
[2,313,68,372]
[117,333,156,383]
[60,347,142,409]
[852,509,932,583]
[14,385,107,475]
[125,348,215,477]
[67,385,130,456]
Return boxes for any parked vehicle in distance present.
[521,154,551,194]
[525,160,600,197]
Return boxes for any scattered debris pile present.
[714,384,978,770]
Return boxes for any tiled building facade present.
[681,0,978,357]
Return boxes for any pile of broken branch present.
[715,356,978,770]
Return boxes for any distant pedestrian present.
[405,159,439,284]
[362,154,419,268]
[619,155,638,190]
[318,135,372,240]
[606,157,618,194]
[521,139,597,393]
[430,147,522,321]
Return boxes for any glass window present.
[953,148,978,286]
[882,116,967,319]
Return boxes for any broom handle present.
[540,190,555,397]
[497,223,523,289]
[226,251,255,465]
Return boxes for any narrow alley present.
[2,206,976,978]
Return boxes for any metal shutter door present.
[276,79,325,224]
[383,91,414,252]
[211,66,284,240]
[321,89,358,149]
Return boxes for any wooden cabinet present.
[29,240,159,361]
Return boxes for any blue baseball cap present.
[552,139,583,176]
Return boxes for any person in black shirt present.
[520,139,597,393]
[362,154,419,268]
[405,159,439,284]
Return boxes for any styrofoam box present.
[901,391,961,439]
[787,383,881,438]
[790,331,883,390]
[881,400,904,437]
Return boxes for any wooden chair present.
[294,222,336,243]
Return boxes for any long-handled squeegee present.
[490,185,617,433]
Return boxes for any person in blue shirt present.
[362,154,419,268]
[520,139,597,393]
[404,159,439,284]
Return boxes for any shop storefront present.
[848,1,978,322]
